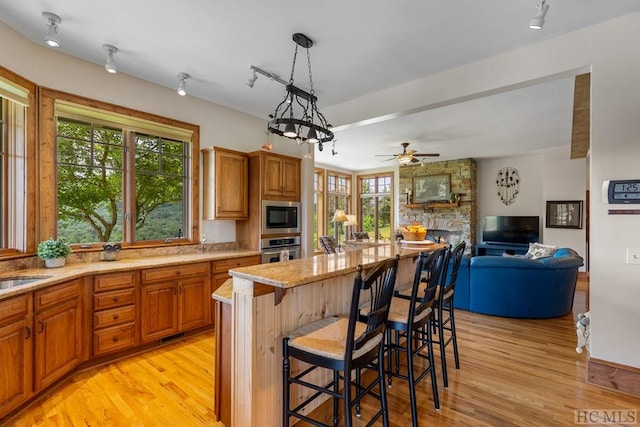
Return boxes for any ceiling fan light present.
[397,154,413,164]
[283,120,298,138]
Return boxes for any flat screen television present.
[481,215,540,245]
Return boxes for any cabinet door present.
[281,157,300,200]
[214,148,249,219]
[0,318,32,418]
[34,298,81,391]
[140,282,178,343]
[262,155,285,198]
[178,276,211,331]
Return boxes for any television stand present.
[475,242,529,257]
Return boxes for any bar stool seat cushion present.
[288,316,382,361]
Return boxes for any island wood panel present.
[230,255,418,426]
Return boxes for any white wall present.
[477,154,545,237]
[542,147,587,261]
[324,12,640,369]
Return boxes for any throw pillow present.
[525,242,557,259]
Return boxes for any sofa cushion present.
[525,242,557,259]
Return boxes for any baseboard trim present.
[587,357,640,397]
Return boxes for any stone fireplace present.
[398,158,477,248]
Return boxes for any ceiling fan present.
[376,142,440,165]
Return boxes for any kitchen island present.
[221,242,445,426]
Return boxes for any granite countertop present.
[0,249,261,300]
[212,278,233,304]
[229,242,446,289]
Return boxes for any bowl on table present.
[401,230,427,241]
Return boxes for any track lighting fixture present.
[529,0,549,30]
[42,12,61,48]
[246,67,258,88]
[177,73,190,96]
[246,65,288,88]
[103,44,118,74]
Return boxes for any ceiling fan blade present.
[413,153,440,157]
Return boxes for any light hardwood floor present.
[5,275,640,426]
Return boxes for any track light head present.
[177,73,190,96]
[42,12,61,48]
[246,67,258,88]
[103,44,118,74]
[529,0,549,30]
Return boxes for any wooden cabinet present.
[202,147,248,220]
[33,280,82,392]
[0,294,33,419]
[211,255,261,294]
[92,271,138,357]
[261,153,300,201]
[140,262,211,343]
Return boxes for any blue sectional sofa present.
[452,248,584,318]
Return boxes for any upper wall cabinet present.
[261,153,300,201]
[202,147,248,220]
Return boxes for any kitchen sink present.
[0,276,52,290]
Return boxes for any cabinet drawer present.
[212,256,260,273]
[0,294,31,325]
[94,305,136,329]
[94,271,137,293]
[93,323,136,356]
[93,288,136,311]
[141,262,210,283]
[35,280,81,311]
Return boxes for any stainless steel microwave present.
[262,200,301,235]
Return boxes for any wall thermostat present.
[602,179,640,204]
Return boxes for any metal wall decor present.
[496,167,520,205]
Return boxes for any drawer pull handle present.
[112,296,119,302]
[38,320,44,333]
[112,336,119,342]
[113,314,119,320]
[25,326,31,339]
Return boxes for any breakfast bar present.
[222,242,445,426]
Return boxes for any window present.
[358,173,393,240]
[0,69,35,256]
[326,171,351,241]
[313,168,325,249]
[40,89,199,248]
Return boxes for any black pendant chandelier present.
[267,33,334,152]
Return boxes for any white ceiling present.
[2,1,640,170]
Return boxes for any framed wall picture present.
[413,174,450,203]
[546,200,583,229]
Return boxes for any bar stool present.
[282,255,400,427]
[433,241,466,388]
[362,249,447,426]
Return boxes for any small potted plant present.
[37,238,72,268]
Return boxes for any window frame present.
[0,66,36,258]
[39,87,200,250]
[357,172,394,240]
[325,170,351,242]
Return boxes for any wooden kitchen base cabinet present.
[140,262,212,343]
[33,280,82,392]
[92,271,139,357]
[0,295,33,419]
